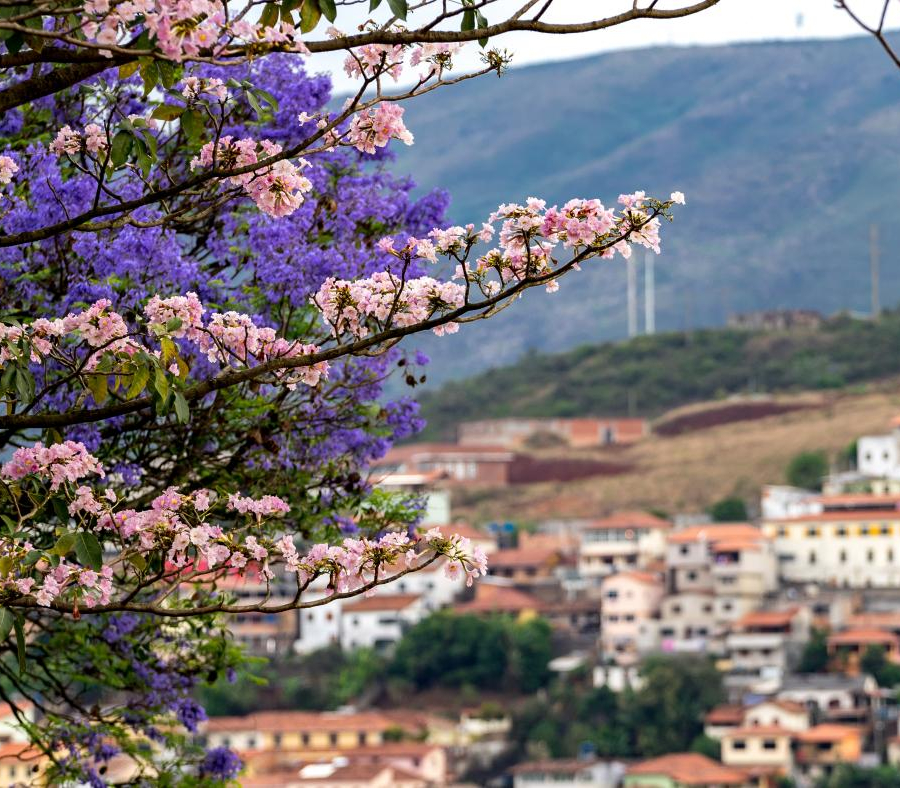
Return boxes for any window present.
[763,740,778,750]
[809,551,817,565]
[837,527,847,537]
[605,590,619,600]
[358,732,366,745]
[890,549,895,563]
[329,733,338,746]
[807,527,819,537]
[868,550,875,563]
[625,614,635,622]
[301,733,310,746]
[840,550,847,563]
[703,604,713,613]
[777,527,787,538]
[680,546,689,556]
[882,525,892,536]
[273,734,282,749]
[732,740,747,750]
[687,570,697,581]
[671,605,682,615]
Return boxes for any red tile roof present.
[454,584,544,614]
[828,628,900,647]
[768,511,900,523]
[669,523,763,545]
[796,724,862,743]
[704,705,746,725]
[342,593,421,613]
[488,547,560,569]
[584,511,672,531]
[204,711,395,734]
[627,752,747,785]
[736,608,800,629]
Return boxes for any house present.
[776,674,875,724]
[457,417,647,449]
[723,608,810,695]
[0,701,35,744]
[720,725,793,776]
[340,594,426,652]
[454,581,545,618]
[201,710,403,754]
[487,546,562,584]
[0,743,47,785]
[600,571,663,664]
[792,724,863,782]
[857,417,900,479]
[742,700,809,732]
[665,524,777,647]
[216,571,299,655]
[623,752,749,787]
[579,511,671,578]
[376,442,517,485]
[509,757,628,787]
[827,628,900,674]
[293,762,426,787]
[761,509,900,588]
[704,705,746,740]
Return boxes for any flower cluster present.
[347,102,414,155]
[181,76,228,103]
[2,440,104,491]
[191,136,312,217]
[0,155,17,186]
[0,440,488,610]
[314,273,466,339]
[0,294,329,391]
[49,124,109,157]
[335,26,464,83]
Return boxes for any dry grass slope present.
[451,387,900,523]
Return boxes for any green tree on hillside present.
[786,450,829,491]
[709,496,748,522]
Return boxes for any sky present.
[319,0,900,92]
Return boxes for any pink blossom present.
[347,102,414,155]
[0,155,18,185]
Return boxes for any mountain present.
[388,35,900,386]
[415,311,900,441]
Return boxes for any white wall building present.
[578,511,670,578]
[761,512,900,588]
[340,594,426,651]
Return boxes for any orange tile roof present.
[712,538,764,552]
[0,742,41,761]
[584,510,672,531]
[704,705,746,725]
[669,523,763,545]
[764,699,808,715]
[736,608,800,629]
[819,493,900,508]
[796,724,862,743]
[342,593,421,613]
[508,758,603,776]
[488,547,560,569]
[454,584,544,614]
[627,752,747,785]
[828,628,900,647]
[204,711,395,734]
[603,570,663,587]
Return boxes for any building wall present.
[580,530,666,578]
[659,592,716,642]
[340,600,425,651]
[858,434,900,477]
[761,519,900,587]
[726,633,787,673]
[721,733,792,769]
[743,703,808,731]
[600,575,663,660]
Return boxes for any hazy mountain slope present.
[416,311,900,441]
[389,36,900,385]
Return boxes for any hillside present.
[416,311,900,441]
[392,35,900,385]
[449,387,900,523]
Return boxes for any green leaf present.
[128,553,147,573]
[369,0,382,11]
[153,366,169,401]
[476,10,489,47]
[173,392,190,424]
[156,60,178,89]
[13,615,25,675]
[110,130,134,168]
[319,0,337,22]
[165,317,183,333]
[74,532,103,573]
[13,367,34,404]
[0,557,12,578]
[5,31,24,55]
[246,91,264,120]
[51,496,70,525]
[461,8,475,31]
[150,104,185,121]
[86,373,108,405]
[140,60,159,95]
[181,109,204,146]
[53,532,77,557]
[259,2,280,28]
[299,0,322,33]
[126,364,150,399]
[386,0,407,19]
[119,61,140,79]
[0,609,12,641]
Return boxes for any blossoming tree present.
[0,0,707,783]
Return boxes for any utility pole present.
[644,250,656,335]
[870,223,881,319]
[627,254,638,338]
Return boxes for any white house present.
[510,758,628,787]
[339,594,426,651]
[578,511,670,578]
